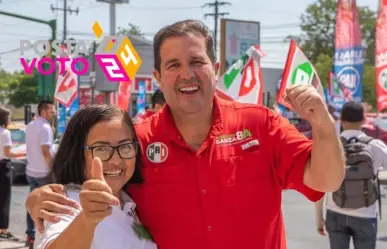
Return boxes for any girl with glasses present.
[34,105,157,249]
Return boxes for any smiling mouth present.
[103,169,123,177]
[179,86,200,94]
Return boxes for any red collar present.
[158,96,224,143]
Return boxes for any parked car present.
[361,113,387,144]
[8,123,27,181]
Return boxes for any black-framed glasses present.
[84,142,138,162]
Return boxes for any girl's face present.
[84,117,137,194]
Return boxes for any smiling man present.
[25,19,345,249]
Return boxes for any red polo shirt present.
[128,96,323,249]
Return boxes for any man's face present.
[43,104,57,121]
[153,34,219,115]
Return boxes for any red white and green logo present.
[146,142,168,163]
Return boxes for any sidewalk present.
[0,240,27,249]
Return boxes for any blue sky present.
[0,0,377,72]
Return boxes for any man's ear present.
[153,69,161,83]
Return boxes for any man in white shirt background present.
[25,100,56,248]
[315,101,387,249]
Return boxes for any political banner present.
[328,72,353,102]
[136,81,146,115]
[217,45,265,105]
[376,0,387,112]
[332,0,364,110]
[54,45,79,107]
[276,39,325,110]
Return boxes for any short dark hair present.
[153,19,216,72]
[0,107,10,127]
[151,90,165,108]
[38,100,54,115]
[50,105,142,186]
[340,101,364,123]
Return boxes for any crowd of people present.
[0,19,385,249]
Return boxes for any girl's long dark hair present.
[50,105,142,185]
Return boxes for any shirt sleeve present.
[34,209,79,249]
[263,109,324,202]
[1,130,12,147]
[39,126,52,146]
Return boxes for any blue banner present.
[57,104,67,136]
[332,47,364,110]
[136,81,146,115]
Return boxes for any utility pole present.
[90,41,97,104]
[51,0,79,41]
[203,0,231,51]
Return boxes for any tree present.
[298,0,377,105]
[117,23,145,37]
[0,68,12,104]
[8,71,39,107]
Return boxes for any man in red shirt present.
[25,20,345,249]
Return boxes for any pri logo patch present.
[146,142,168,163]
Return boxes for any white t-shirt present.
[0,127,12,160]
[325,130,387,218]
[34,185,157,249]
[25,117,54,177]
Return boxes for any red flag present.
[117,80,132,111]
[54,45,78,107]
[335,0,362,50]
[376,0,387,112]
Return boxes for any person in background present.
[136,90,165,121]
[0,107,25,241]
[315,101,387,249]
[25,100,56,247]
[31,112,36,121]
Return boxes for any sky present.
[0,0,378,73]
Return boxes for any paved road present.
[1,183,387,249]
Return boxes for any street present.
[1,183,386,249]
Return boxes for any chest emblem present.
[146,142,168,163]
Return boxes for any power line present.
[51,0,80,40]
[203,1,231,51]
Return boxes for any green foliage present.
[117,23,145,37]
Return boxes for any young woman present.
[0,107,25,241]
[34,105,157,249]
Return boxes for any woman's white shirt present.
[0,127,12,160]
[34,185,157,249]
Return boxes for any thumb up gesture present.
[79,157,120,225]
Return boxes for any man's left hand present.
[284,84,331,127]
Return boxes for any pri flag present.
[276,40,325,109]
[54,45,79,107]
[332,0,364,110]
[216,45,265,105]
[328,72,353,102]
[376,0,387,112]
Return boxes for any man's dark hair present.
[38,100,54,115]
[0,107,11,127]
[153,19,216,72]
[50,105,143,185]
[340,101,364,123]
[151,90,165,108]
